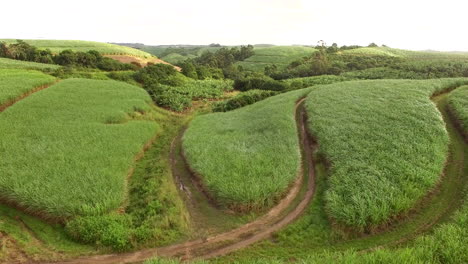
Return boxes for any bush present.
[65,214,133,251]
[107,71,138,85]
[133,63,183,85]
[234,76,289,92]
[143,80,232,111]
[213,89,278,112]
[283,75,351,90]
[154,89,192,112]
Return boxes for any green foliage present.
[66,214,133,251]
[234,76,289,92]
[235,46,317,72]
[144,257,209,264]
[300,193,468,263]
[0,39,154,58]
[0,57,60,71]
[0,41,138,72]
[0,79,159,218]
[170,79,233,99]
[53,49,137,71]
[134,63,183,85]
[305,79,468,230]
[0,69,56,105]
[213,89,278,112]
[283,75,351,90]
[194,45,254,69]
[448,85,468,137]
[51,67,110,80]
[145,79,233,111]
[153,88,192,112]
[183,88,312,211]
[106,70,139,85]
[270,51,403,79]
[0,40,54,63]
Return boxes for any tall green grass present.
[0,58,61,71]
[0,79,159,218]
[305,78,468,230]
[0,69,56,105]
[235,46,316,71]
[343,46,468,60]
[0,39,153,58]
[448,85,468,137]
[183,88,312,211]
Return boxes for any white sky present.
[2,0,467,51]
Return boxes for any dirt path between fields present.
[47,98,316,264]
[0,81,59,113]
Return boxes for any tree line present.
[0,40,137,71]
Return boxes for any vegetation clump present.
[183,88,311,212]
[305,78,468,230]
[0,69,56,105]
[212,89,278,112]
[0,79,158,218]
[448,85,468,138]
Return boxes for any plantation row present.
[305,78,468,230]
[183,88,311,211]
[0,39,153,58]
[0,69,56,105]
[0,40,139,71]
[182,78,468,229]
[0,78,158,218]
[448,85,468,139]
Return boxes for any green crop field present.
[448,85,468,137]
[0,58,61,71]
[182,88,311,212]
[343,46,468,60]
[305,78,468,230]
[235,46,317,71]
[0,78,159,218]
[2,38,468,264]
[0,39,154,58]
[0,69,56,105]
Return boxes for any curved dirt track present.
[46,99,316,264]
[0,81,58,113]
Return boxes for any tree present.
[0,42,8,58]
[179,60,198,79]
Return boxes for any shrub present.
[213,89,278,112]
[133,63,179,84]
[234,76,289,92]
[65,214,133,251]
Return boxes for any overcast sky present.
[2,0,467,51]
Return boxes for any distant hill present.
[1,39,154,58]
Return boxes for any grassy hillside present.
[1,39,154,58]
[0,79,159,218]
[235,46,316,71]
[0,58,61,71]
[305,78,468,230]
[0,69,56,105]
[183,88,311,212]
[448,85,468,137]
[141,46,222,64]
[343,46,468,59]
